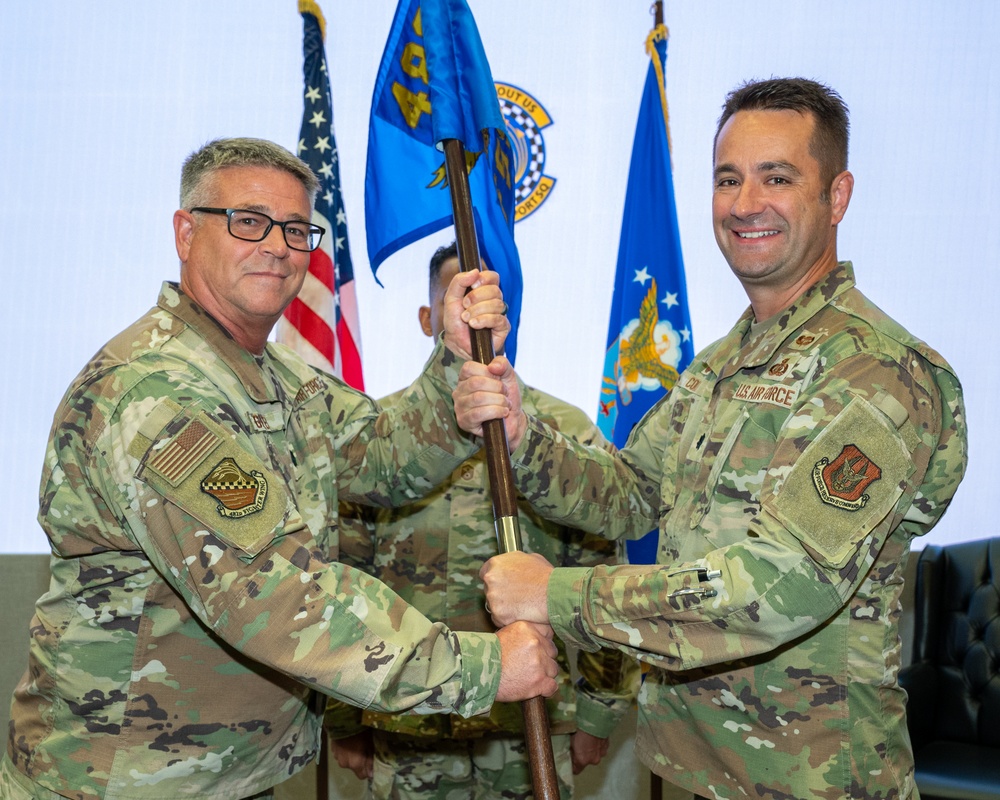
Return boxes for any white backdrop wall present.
[0,1,995,553]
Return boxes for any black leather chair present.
[899,538,1000,800]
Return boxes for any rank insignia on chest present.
[812,444,881,511]
[200,457,268,518]
[768,359,790,377]
[788,329,823,350]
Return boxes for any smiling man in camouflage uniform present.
[0,138,561,800]
[325,244,639,799]
[457,79,969,799]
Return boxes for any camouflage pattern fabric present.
[5,283,501,800]
[370,730,574,800]
[0,758,269,800]
[508,263,968,800]
[326,386,639,796]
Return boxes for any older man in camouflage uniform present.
[0,138,560,800]
[326,244,639,799]
[458,79,969,800]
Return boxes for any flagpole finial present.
[298,0,326,41]
[651,1,663,25]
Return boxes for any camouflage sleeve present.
[544,352,965,670]
[526,393,640,737]
[98,371,500,719]
[552,522,638,735]
[561,529,640,737]
[334,340,480,508]
[508,406,663,539]
[323,699,365,740]
[323,501,379,738]
[573,646,640,738]
[536,485,634,735]
[337,501,378,572]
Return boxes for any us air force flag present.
[365,0,523,363]
[597,24,694,564]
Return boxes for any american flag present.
[278,0,364,389]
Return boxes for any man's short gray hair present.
[179,137,320,209]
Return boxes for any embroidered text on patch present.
[200,457,268,518]
[682,375,702,392]
[294,376,326,405]
[812,444,882,511]
[246,411,271,432]
[734,382,798,408]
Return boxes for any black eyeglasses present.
[190,207,325,252]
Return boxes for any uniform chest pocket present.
[287,392,339,548]
[688,411,775,541]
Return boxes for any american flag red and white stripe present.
[279,0,364,390]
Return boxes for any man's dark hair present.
[714,78,850,193]
[429,242,459,290]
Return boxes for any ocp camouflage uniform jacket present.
[507,263,967,800]
[6,283,500,800]
[326,385,639,741]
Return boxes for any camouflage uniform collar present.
[708,262,856,377]
[157,281,276,402]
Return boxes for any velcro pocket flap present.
[132,407,288,558]
[767,394,913,568]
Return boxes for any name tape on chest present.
[246,411,271,432]
[733,382,799,409]
[295,376,327,405]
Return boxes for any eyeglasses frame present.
[189,207,325,252]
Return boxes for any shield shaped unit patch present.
[200,457,268,518]
[812,444,882,511]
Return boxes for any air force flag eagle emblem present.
[606,278,683,408]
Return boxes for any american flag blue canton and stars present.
[278,2,365,389]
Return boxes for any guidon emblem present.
[495,82,555,222]
[200,457,268,518]
[812,444,881,511]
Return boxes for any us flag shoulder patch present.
[147,419,222,487]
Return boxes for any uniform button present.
[461,466,475,481]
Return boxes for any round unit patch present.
[495,82,555,222]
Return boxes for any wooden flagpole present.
[649,4,664,796]
[442,137,560,800]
